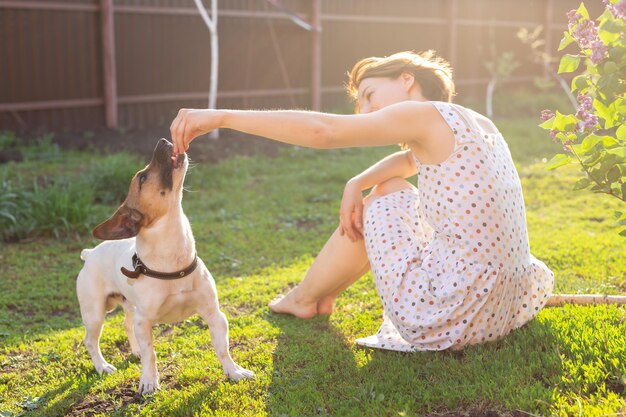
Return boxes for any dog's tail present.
[80,248,93,262]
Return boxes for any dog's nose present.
[158,138,173,148]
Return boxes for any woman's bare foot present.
[268,288,318,319]
[316,294,336,315]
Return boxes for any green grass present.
[1,118,625,416]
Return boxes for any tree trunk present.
[486,78,496,118]
[193,0,219,139]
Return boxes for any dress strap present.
[432,102,500,148]
[431,102,477,145]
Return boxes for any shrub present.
[0,176,93,241]
[0,149,140,242]
[539,1,626,237]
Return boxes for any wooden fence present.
[0,0,601,133]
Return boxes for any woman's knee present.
[370,177,414,197]
[364,178,414,211]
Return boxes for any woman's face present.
[356,74,415,114]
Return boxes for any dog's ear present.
[92,206,144,240]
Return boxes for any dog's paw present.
[138,374,160,395]
[96,363,117,375]
[226,365,255,381]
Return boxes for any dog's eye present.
[139,173,147,185]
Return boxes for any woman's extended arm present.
[339,150,417,241]
[170,101,438,155]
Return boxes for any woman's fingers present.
[171,108,188,154]
[339,210,353,241]
[354,202,364,234]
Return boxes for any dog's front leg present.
[134,314,159,394]
[198,306,254,381]
[122,306,141,358]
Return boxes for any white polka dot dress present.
[356,102,554,352]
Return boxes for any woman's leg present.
[268,226,369,318]
[269,177,415,318]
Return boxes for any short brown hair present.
[346,50,455,110]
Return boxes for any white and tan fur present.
[76,138,253,394]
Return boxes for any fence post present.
[447,0,458,68]
[311,0,322,111]
[101,0,118,129]
[545,0,554,78]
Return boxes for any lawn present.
[1,117,625,416]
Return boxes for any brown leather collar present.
[121,253,198,280]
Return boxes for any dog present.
[76,138,253,394]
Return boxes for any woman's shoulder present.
[430,101,500,136]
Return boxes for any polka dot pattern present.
[355,102,554,352]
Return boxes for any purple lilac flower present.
[567,10,582,27]
[604,0,626,19]
[550,129,559,143]
[573,19,598,48]
[567,7,609,63]
[563,140,574,152]
[590,39,608,64]
[576,93,599,132]
[540,109,555,121]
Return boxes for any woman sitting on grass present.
[170,50,554,351]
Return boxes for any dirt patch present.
[65,382,141,417]
[49,126,290,164]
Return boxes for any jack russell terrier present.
[77,138,253,394]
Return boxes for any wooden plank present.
[545,0,555,78]
[100,0,117,128]
[311,0,321,111]
[448,0,458,68]
[321,14,445,25]
[0,1,98,12]
[0,98,104,112]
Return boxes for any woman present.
[170,50,554,351]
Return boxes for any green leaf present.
[583,151,603,167]
[571,75,590,93]
[593,99,617,128]
[546,153,572,170]
[619,228,626,237]
[623,182,626,199]
[602,18,626,34]
[603,61,619,74]
[558,54,581,74]
[576,2,589,20]
[581,134,619,153]
[539,116,555,130]
[606,146,626,159]
[581,134,604,152]
[617,124,626,141]
[558,31,575,51]
[573,177,592,190]
[607,166,621,182]
[590,183,609,193]
[553,111,579,132]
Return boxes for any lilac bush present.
[540,1,626,237]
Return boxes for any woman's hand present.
[339,179,365,242]
[170,108,223,155]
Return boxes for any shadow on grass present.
[17,357,142,417]
[264,312,562,416]
[266,313,361,416]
